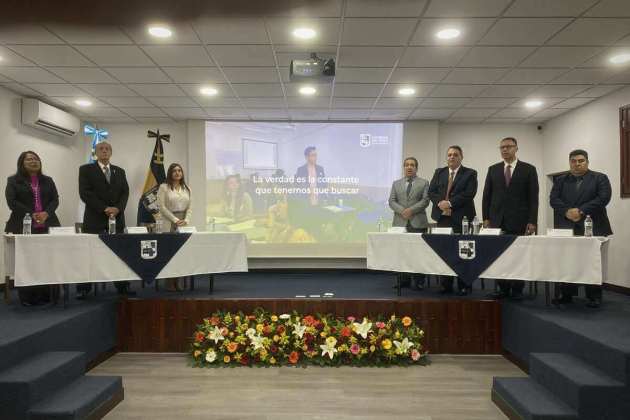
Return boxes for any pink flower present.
[346,316,356,322]
[411,349,421,361]
[350,344,360,355]
[375,321,386,329]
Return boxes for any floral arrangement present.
[190,308,427,367]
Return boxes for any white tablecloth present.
[366,233,609,285]
[4,232,248,286]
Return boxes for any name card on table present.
[430,227,453,235]
[177,226,197,233]
[125,227,149,234]
[479,228,501,236]
[546,228,573,237]
[387,227,407,233]
[49,227,76,235]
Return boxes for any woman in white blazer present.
[157,163,192,291]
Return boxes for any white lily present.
[393,337,414,355]
[207,326,225,344]
[292,322,307,339]
[352,318,372,339]
[245,328,256,339]
[320,336,338,359]
[279,314,291,320]
[249,333,265,350]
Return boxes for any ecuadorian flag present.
[137,129,170,224]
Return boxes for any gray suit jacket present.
[388,176,430,229]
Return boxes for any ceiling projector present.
[289,53,335,82]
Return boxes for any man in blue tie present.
[388,157,430,289]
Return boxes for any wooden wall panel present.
[117,298,502,354]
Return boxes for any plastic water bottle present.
[155,215,163,234]
[108,214,116,234]
[584,215,593,237]
[461,216,469,235]
[472,216,481,234]
[22,213,32,235]
[377,216,384,232]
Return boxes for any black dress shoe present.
[586,298,601,308]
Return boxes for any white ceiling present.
[0,0,629,124]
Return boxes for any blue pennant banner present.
[99,233,192,282]
[421,234,517,286]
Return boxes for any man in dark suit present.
[482,137,539,300]
[77,141,130,298]
[428,145,478,295]
[550,149,612,308]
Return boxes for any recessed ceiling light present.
[398,87,416,96]
[292,27,317,40]
[148,25,173,38]
[525,100,543,108]
[75,99,92,107]
[199,86,218,96]
[609,53,630,65]
[436,28,461,40]
[299,86,317,96]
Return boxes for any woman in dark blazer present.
[5,151,61,305]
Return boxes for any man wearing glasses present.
[482,137,539,300]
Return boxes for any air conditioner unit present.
[21,98,80,137]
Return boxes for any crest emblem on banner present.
[458,240,476,260]
[140,240,158,260]
[359,133,371,148]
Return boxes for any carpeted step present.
[28,375,123,420]
[530,353,629,420]
[0,351,86,420]
[492,377,578,420]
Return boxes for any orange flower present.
[226,342,239,353]
[402,316,412,327]
[288,351,300,364]
[340,326,352,337]
[303,315,316,326]
[194,331,205,343]
[193,350,202,358]
[210,316,220,326]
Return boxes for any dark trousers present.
[559,283,602,300]
[496,224,525,296]
[436,216,467,292]
[76,226,129,295]
[400,224,427,287]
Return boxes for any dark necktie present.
[575,176,583,192]
[406,177,413,197]
[504,164,511,187]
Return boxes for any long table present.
[3,232,248,302]
[367,233,609,300]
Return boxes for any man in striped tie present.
[428,146,478,295]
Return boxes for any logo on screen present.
[359,134,371,148]
[458,240,476,260]
[141,240,158,260]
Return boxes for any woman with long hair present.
[5,151,61,305]
[157,163,192,291]
[221,174,253,222]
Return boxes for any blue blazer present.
[428,166,477,228]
